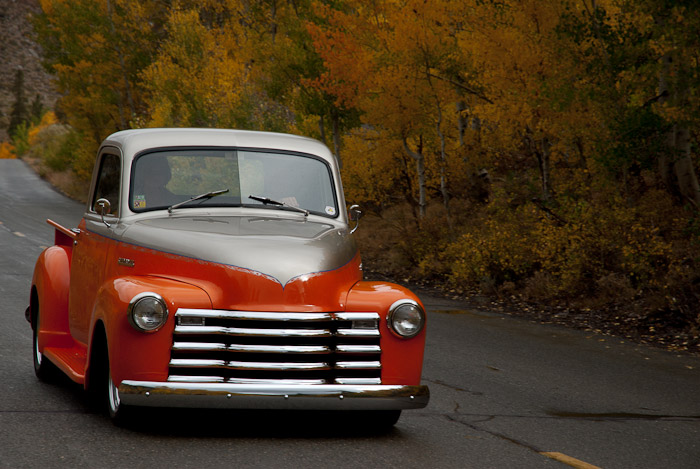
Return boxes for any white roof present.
[102,128,336,166]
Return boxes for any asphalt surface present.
[1,158,699,468]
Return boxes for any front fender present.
[89,276,212,385]
[346,281,426,385]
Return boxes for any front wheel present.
[344,409,402,431]
[372,409,401,428]
[90,335,133,425]
[105,360,132,425]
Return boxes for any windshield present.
[130,149,338,217]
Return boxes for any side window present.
[92,153,121,215]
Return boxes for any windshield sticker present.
[325,206,336,216]
[134,195,146,209]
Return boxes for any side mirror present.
[95,198,112,228]
[348,204,363,234]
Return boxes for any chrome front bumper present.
[118,381,429,410]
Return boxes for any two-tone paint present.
[28,128,429,417]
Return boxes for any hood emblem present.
[118,257,135,268]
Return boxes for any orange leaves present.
[305,4,372,110]
[0,142,16,159]
[310,0,465,136]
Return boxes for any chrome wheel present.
[33,328,43,367]
[107,373,121,418]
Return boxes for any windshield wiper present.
[168,189,229,213]
[248,195,309,216]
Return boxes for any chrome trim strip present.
[228,344,331,354]
[335,361,381,370]
[171,343,331,354]
[118,382,430,410]
[170,359,331,371]
[168,376,226,383]
[174,325,332,337]
[334,312,380,321]
[177,309,335,322]
[170,359,227,368]
[227,361,330,371]
[336,345,381,354]
[334,378,382,385]
[226,378,327,385]
[336,329,381,338]
[174,325,229,334]
[172,342,228,352]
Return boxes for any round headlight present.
[387,300,425,338]
[128,293,168,332]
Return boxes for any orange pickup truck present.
[27,128,429,426]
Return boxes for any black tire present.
[88,331,133,425]
[372,409,401,429]
[32,305,58,382]
[344,410,402,431]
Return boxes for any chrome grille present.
[169,309,382,385]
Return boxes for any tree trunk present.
[318,115,326,145]
[403,138,426,218]
[525,128,553,202]
[456,100,467,146]
[436,106,452,229]
[331,110,342,168]
[538,138,552,202]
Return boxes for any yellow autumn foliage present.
[28,111,59,146]
[0,142,16,159]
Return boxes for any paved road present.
[1,159,699,468]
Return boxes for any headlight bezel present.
[386,299,426,339]
[127,292,169,333]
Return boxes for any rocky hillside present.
[0,0,58,141]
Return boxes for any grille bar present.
[172,342,228,352]
[171,309,382,384]
[336,345,381,354]
[171,359,227,368]
[171,359,332,371]
[175,325,333,338]
[337,328,381,338]
[227,361,331,371]
[177,310,334,322]
[335,361,382,370]
[172,342,331,354]
[168,375,226,383]
[334,377,382,385]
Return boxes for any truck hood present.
[120,215,358,287]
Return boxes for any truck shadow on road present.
[108,407,404,438]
